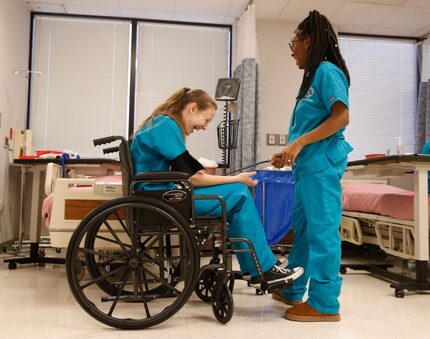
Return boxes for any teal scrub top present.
[288,61,353,176]
[130,115,186,189]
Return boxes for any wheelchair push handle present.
[103,146,119,154]
[93,136,125,146]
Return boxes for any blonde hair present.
[134,87,217,137]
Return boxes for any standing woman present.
[271,10,353,322]
[130,87,303,286]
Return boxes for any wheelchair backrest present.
[118,139,133,196]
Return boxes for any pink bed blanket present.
[42,175,122,227]
[342,182,430,222]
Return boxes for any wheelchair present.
[65,136,293,330]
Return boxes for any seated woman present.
[130,87,303,285]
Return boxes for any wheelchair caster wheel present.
[8,261,17,270]
[212,275,234,324]
[395,289,405,298]
[255,288,265,295]
[195,269,219,303]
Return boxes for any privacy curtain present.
[231,3,261,172]
[416,43,430,152]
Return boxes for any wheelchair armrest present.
[133,171,190,181]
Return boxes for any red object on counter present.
[18,155,38,160]
[35,150,62,157]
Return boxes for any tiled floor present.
[1,250,429,339]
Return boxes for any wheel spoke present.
[95,234,132,249]
[136,269,152,318]
[80,264,129,290]
[107,269,132,316]
[140,227,169,257]
[138,265,181,295]
[78,247,128,264]
[102,220,129,252]
[114,211,131,238]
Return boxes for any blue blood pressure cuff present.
[171,151,204,176]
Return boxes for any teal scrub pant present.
[280,157,347,314]
[194,183,276,277]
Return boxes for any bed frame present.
[340,154,430,297]
[45,163,122,248]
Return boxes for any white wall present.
[0,0,30,243]
[256,20,302,161]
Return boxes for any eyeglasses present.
[288,39,301,52]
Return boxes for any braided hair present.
[296,10,350,100]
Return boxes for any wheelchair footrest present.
[252,279,294,293]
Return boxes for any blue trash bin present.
[253,170,295,246]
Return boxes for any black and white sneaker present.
[250,265,303,287]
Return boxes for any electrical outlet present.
[266,133,279,146]
[279,134,288,146]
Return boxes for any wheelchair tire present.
[212,272,234,324]
[66,195,199,330]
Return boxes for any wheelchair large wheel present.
[66,196,199,330]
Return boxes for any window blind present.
[30,16,131,157]
[338,37,417,160]
[135,22,230,163]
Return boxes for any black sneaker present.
[250,265,303,286]
[242,259,288,281]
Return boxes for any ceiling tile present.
[378,6,430,29]
[413,26,430,37]
[404,0,430,7]
[331,3,396,25]
[63,0,120,7]
[339,0,407,4]
[254,0,290,20]
[226,0,249,17]
[278,0,345,22]
[337,23,371,34]
[27,2,66,13]
[119,8,173,20]
[367,25,419,37]
[172,12,226,24]
[65,4,121,16]
[175,0,232,16]
[119,0,175,11]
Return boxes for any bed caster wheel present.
[212,274,234,324]
[55,248,61,253]
[340,267,347,275]
[8,261,17,270]
[395,289,405,298]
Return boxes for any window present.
[135,22,230,163]
[29,16,231,162]
[338,37,417,160]
[30,16,131,157]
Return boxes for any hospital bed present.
[42,163,122,248]
[340,154,430,297]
